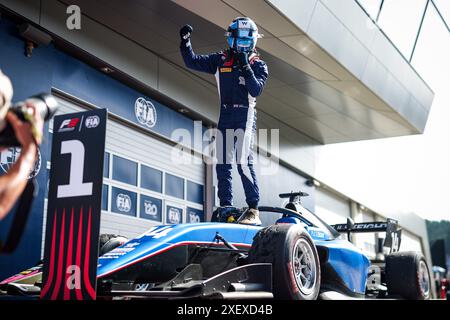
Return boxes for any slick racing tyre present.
[248,224,321,300]
[99,234,128,256]
[386,251,431,300]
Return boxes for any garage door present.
[44,95,205,240]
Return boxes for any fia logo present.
[143,200,158,216]
[0,147,41,179]
[135,97,157,128]
[85,115,100,129]
[168,207,181,224]
[116,193,131,212]
[59,118,80,132]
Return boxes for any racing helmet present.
[225,17,262,53]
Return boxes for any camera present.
[0,93,58,147]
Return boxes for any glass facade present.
[112,155,138,186]
[377,0,428,59]
[111,186,137,217]
[356,0,449,62]
[433,0,450,25]
[140,195,163,222]
[411,2,450,84]
[102,150,203,223]
[357,0,383,20]
[166,205,184,224]
[165,173,185,200]
[186,207,204,223]
[186,180,204,204]
[103,152,110,178]
[141,165,163,193]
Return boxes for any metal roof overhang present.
[2,0,434,144]
[170,0,435,144]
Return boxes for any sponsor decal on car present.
[136,226,174,239]
[220,67,232,73]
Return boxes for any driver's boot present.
[211,206,238,222]
[238,208,262,226]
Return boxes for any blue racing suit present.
[180,41,268,209]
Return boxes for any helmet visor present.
[226,28,257,39]
[235,38,253,48]
[236,29,254,39]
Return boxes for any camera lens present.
[13,94,58,122]
[0,93,58,147]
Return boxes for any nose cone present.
[96,223,260,279]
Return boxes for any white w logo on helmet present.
[239,20,248,28]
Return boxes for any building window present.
[103,152,110,178]
[377,0,428,59]
[187,181,204,204]
[111,186,137,217]
[112,155,137,186]
[411,2,450,81]
[186,207,204,223]
[141,164,162,193]
[140,194,162,222]
[165,173,184,199]
[102,184,109,211]
[166,205,184,224]
[357,0,383,20]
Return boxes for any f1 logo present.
[59,118,80,132]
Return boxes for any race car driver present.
[179,17,268,225]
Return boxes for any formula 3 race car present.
[1,192,432,300]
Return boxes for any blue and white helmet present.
[226,17,262,53]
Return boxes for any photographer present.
[0,69,43,220]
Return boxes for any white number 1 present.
[57,140,93,198]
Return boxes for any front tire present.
[99,234,128,256]
[385,251,431,300]
[248,224,321,300]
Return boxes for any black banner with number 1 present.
[41,108,107,300]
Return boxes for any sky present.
[314,0,450,222]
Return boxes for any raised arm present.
[179,24,220,74]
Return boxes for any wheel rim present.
[292,238,316,295]
[418,261,430,298]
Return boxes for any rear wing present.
[332,218,402,253]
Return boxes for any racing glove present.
[235,52,254,78]
[180,24,193,48]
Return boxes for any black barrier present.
[41,109,107,300]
